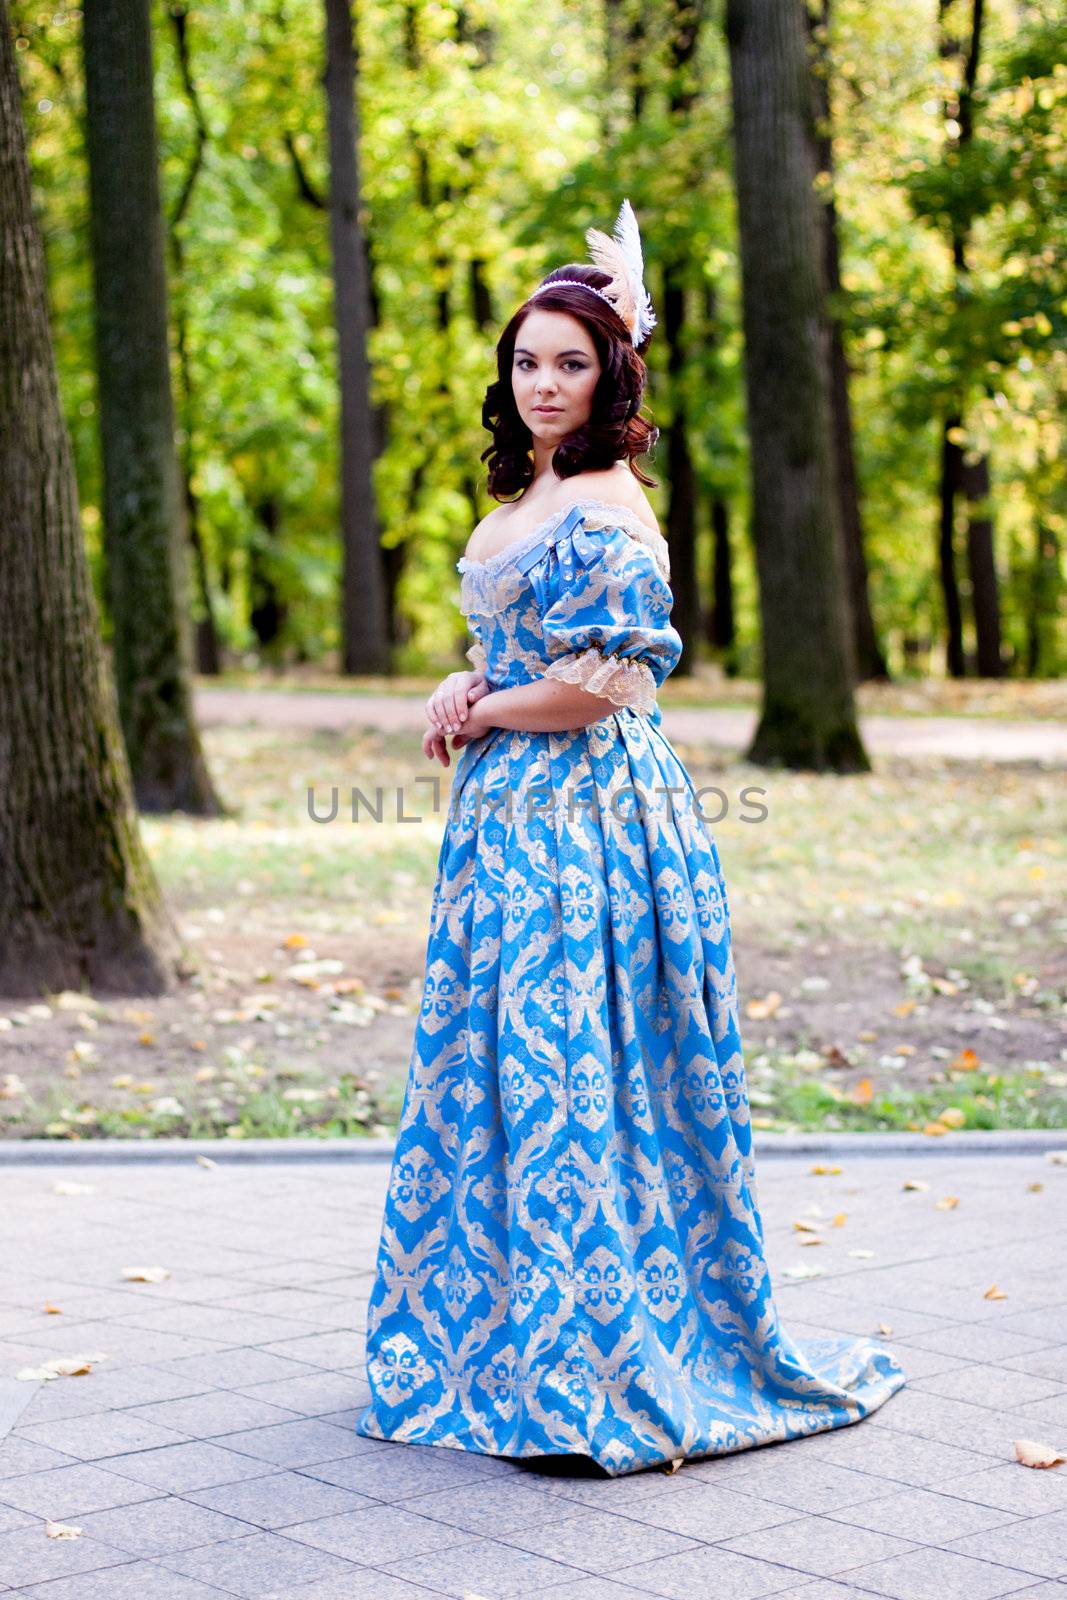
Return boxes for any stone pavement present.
[194,685,1067,766]
[1,1147,1065,1598]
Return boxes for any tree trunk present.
[961,451,1002,676]
[664,272,699,676]
[938,416,967,677]
[725,0,866,771]
[1026,521,1060,677]
[0,3,181,997]
[249,498,289,652]
[709,496,736,662]
[168,1,222,677]
[81,0,221,813]
[938,0,1002,678]
[323,0,390,675]
[808,0,888,681]
[660,0,705,680]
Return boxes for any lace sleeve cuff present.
[542,646,657,717]
[466,641,488,672]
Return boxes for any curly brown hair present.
[480,264,659,500]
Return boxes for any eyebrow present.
[514,348,590,358]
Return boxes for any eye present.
[564,360,588,371]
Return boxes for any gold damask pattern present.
[355,501,906,1475]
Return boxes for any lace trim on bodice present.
[457,498,671,619]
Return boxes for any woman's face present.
[511,308,602,444]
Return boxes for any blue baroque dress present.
[354,497,906,1475]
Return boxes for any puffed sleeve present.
[539,524,682,718]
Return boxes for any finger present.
[448,690,467,728]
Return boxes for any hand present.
[422,694,491,767]
[425,669,490,737]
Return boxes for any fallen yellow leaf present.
[902,1178,930,1191]
[832,1212,847,1226]
[850,1078,874,1106]
[984,1283,1008,1300]
[284,932,308,949]
[42,1302,62,1315]
[16,1353,108,1381]
[121,1266,170,1284]
[936,1195,960,1210]
[950,1049,980,1072]
[746,991,782,1020]
[1014,1438,1066,1468]
[810,1163,842,1175]
[45,1521,83,1540]
[922,1122,948,1136]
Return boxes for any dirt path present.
[195,686,1067,764]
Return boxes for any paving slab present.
[0,1150,1063,1598]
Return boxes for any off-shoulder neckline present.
[456,498,665,574]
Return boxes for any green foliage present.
[10,0,1064,677]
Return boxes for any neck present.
[531,436,559,481]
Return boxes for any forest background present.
[1,0,1064,1143]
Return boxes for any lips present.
[534,406,563,414]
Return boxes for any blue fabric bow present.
[514,506,603,577]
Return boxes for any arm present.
[468,677,621,735]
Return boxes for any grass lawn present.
[1,722,1063,1140]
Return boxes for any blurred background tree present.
[8,0,1064,687]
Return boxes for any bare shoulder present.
[566,466,660,534]
[470,504,508,541]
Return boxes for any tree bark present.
[323,0,390,675]
[709,496,736,661]
[0,3,181,997]
[167,1,222,676]
[664,273,699,675]
[725,0,866,770]
[961,451,1002,675]
[938,416,967,677]
[660,0,706,680]
[938,0,1002,677]
[807,0,888,681]
[1026,521,1060,677]
[81,0,221,812]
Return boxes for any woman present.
[354,201,906,1476]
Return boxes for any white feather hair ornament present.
[584,199,657,347]
[528,198,656,348]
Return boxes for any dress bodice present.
[456,499,681,721]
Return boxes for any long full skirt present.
[354,709,906,1475]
